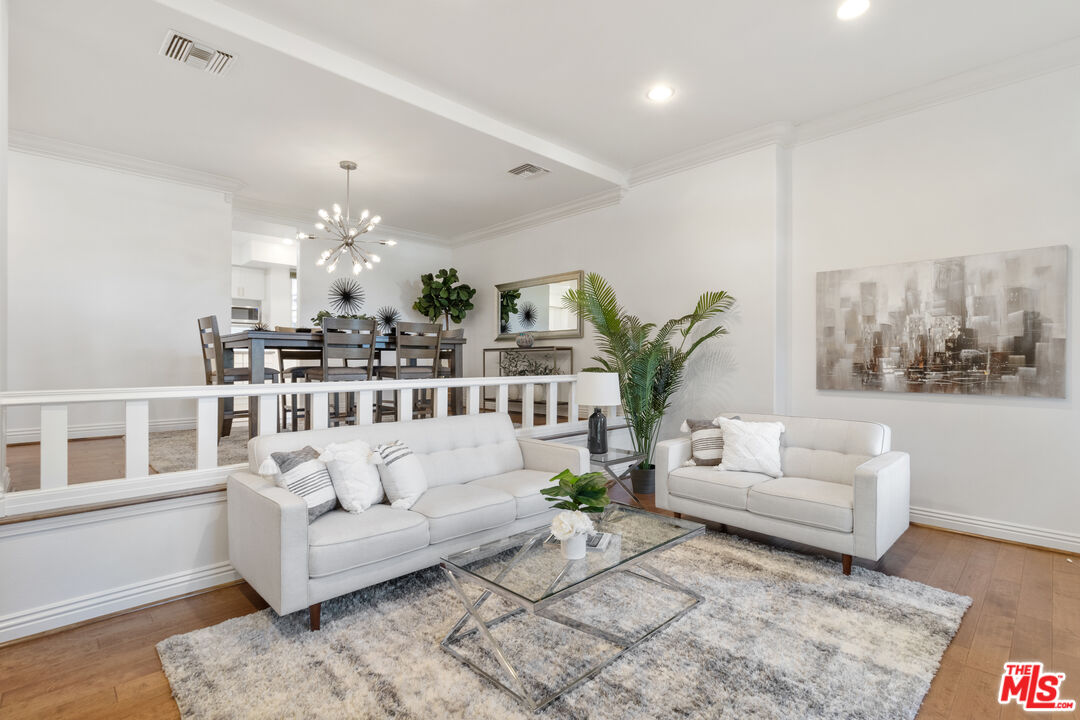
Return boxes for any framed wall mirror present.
[495,270,585,341]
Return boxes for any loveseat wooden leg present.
[309,603,321,631]
[842,554,852,576]
[674,512,682,519]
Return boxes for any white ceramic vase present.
[561,533,587,560]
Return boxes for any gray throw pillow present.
[269,446,338,522]
[680,415,741,466]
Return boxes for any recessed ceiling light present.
[837,0,870,20]
[647,85,675,102]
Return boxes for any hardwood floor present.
[5,437,132,493]
[1,448,1076,718]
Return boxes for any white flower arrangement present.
[551,510,594,540]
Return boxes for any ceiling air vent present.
[159,30,235,76]
[507,163,550,179]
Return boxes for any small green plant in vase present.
[541,469,610,559]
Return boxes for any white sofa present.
[655,413,909,574]
[227,413,589,629]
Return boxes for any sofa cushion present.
[747,477,854,532]
[668,466,770,510]
[470,469,559,519]
[248,414,525,487]
[717,414,890,485]
[410,484,517,544]
[307,506,429,578]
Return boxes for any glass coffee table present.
[439,504,705,712]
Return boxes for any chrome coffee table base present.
[439,562,702,713]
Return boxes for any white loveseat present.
[227,413,588,629]
[655,413,909,574]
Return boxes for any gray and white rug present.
[157,531,970,719]
[149,428,249,473]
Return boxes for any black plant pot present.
[630,466,656,494]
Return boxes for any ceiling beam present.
[152,0,628,189]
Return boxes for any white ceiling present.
[10,0,1080,241]
[213,0,1080,169]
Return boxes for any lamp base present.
[587,407,608,455]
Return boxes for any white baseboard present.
[5,417,198,444]
[910,505,1080,555]
[0,560,239,644]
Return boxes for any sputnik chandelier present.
[297,160,396,274]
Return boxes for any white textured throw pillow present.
[319,440,384,513]
[372,440,427,510]
[714,417,785,477]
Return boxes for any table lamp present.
[575,372,621,455]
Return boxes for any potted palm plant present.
[564,273,734,493]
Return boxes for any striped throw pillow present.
[373,440,427,510]
[680,419,725,466]
[269,446,338,522]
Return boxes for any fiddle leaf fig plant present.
[540,469,611,514]
[500,288,522,327]
[413,267,477,329]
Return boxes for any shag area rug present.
[158,531,970,719]
[149,428,248,473]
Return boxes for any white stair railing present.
[0,375,583,518]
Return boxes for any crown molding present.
[795,36,1080,145]
[232,195,451,247]
[629,121,795,187]
[451,187,627,247]
[8,131,245,193]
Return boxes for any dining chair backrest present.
[320,316,378,376]
[197,315,225,386]
[393,321,443,378]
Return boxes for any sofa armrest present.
[518,437,590,475]
[853,451,910,561]
[654,437,692,510]
[227,470,310,615]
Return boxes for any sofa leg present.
[309,603,321,631]
[674,512,682,519]
[842,554,852,576]
[719,524,727,533]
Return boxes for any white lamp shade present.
[575,372,621,407]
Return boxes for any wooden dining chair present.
[376,321,442,421]
[303,317,378,427]
[197,315,281,438]
[438,328,464,414]
[274,326,323,431]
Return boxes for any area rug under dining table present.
[157,531,970,719]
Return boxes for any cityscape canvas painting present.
[816,246,1068,397]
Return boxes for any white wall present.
[790,67,1080,548]
[5,153,232,436]
[298,234,452,334]
[1,0,9,489]
[453,146,783,432]
[0,492,236,643]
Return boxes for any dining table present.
[221,329,468,437]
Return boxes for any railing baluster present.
[568,381,579,424]
[124,400,150,478]
[546,381,559,427]
[435,386,449,418]
[311,392,330,429]
[467,385,481,415]
[258,389,279,436]
[496,384,509,414]
[399,388,413,421]
[39,405,69,489]
[356,390,374,425]
[195,396,218,470]
[521,384,535,430]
